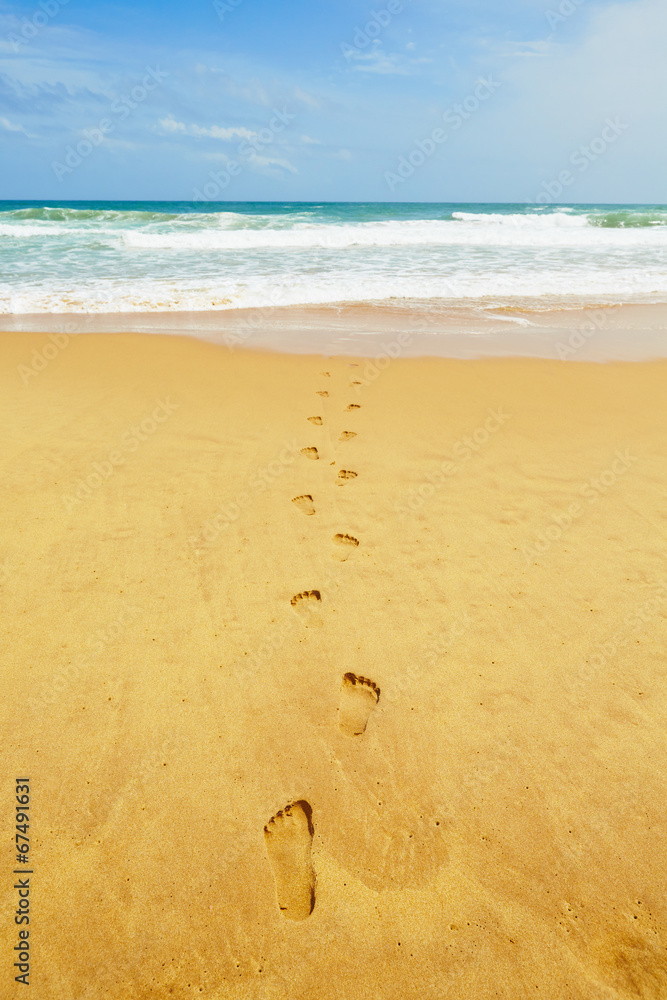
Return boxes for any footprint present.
[291,590,322,627]
[320,371,331,377]
[291,590,321,607]
[338,470,357,480]
[350,380,362,386]
[339,431,357,441]
[345,404,360,411]
[264,801,315,920]
[316,390,329,397]
[333,533,359,561]
[301,447,319,460]
[339,673,380,736]
[292,495,316,516]
[307,416,323,425]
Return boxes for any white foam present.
[3,207,667,314]
[0,223,75,238]
[3,266,667,314]
[118,217,667,251]
[451,210,589,228]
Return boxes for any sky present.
[0,0,665,202]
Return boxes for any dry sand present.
[1,331,666,999]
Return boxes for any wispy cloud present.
[1,0,665,201]
[157,117,257,141]
[0,115,36,138]
[345,45,432,76]
[196,67,272,108]
[249,153,298,175]
[293,86,321,109]
[348,49,410,75]
[492,39,553,58]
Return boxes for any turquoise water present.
[2,201,667,313]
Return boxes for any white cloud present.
[0,115,35,138]
[344,45,431,76]
[468,0,667,202]
[349,49,410,75]
[293,86,321,109]
[157,117,257,141]
[502,0,667,130]
[191,147,296,175]
[494,40,552,58]
[246,153,298,175]
[193,66,275,107]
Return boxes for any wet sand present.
[2,299,667,361]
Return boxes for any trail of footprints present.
[264,670,380,920]
[266,363,380,920]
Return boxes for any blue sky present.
[0,0,664,201]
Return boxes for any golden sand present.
[1,331,666,998]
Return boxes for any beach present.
[2,329,666,998]
[4,300,667,362]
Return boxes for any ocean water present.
[2,201,667,314]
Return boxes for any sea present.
[2,201,667,316]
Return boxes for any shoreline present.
[2,299,667,360]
